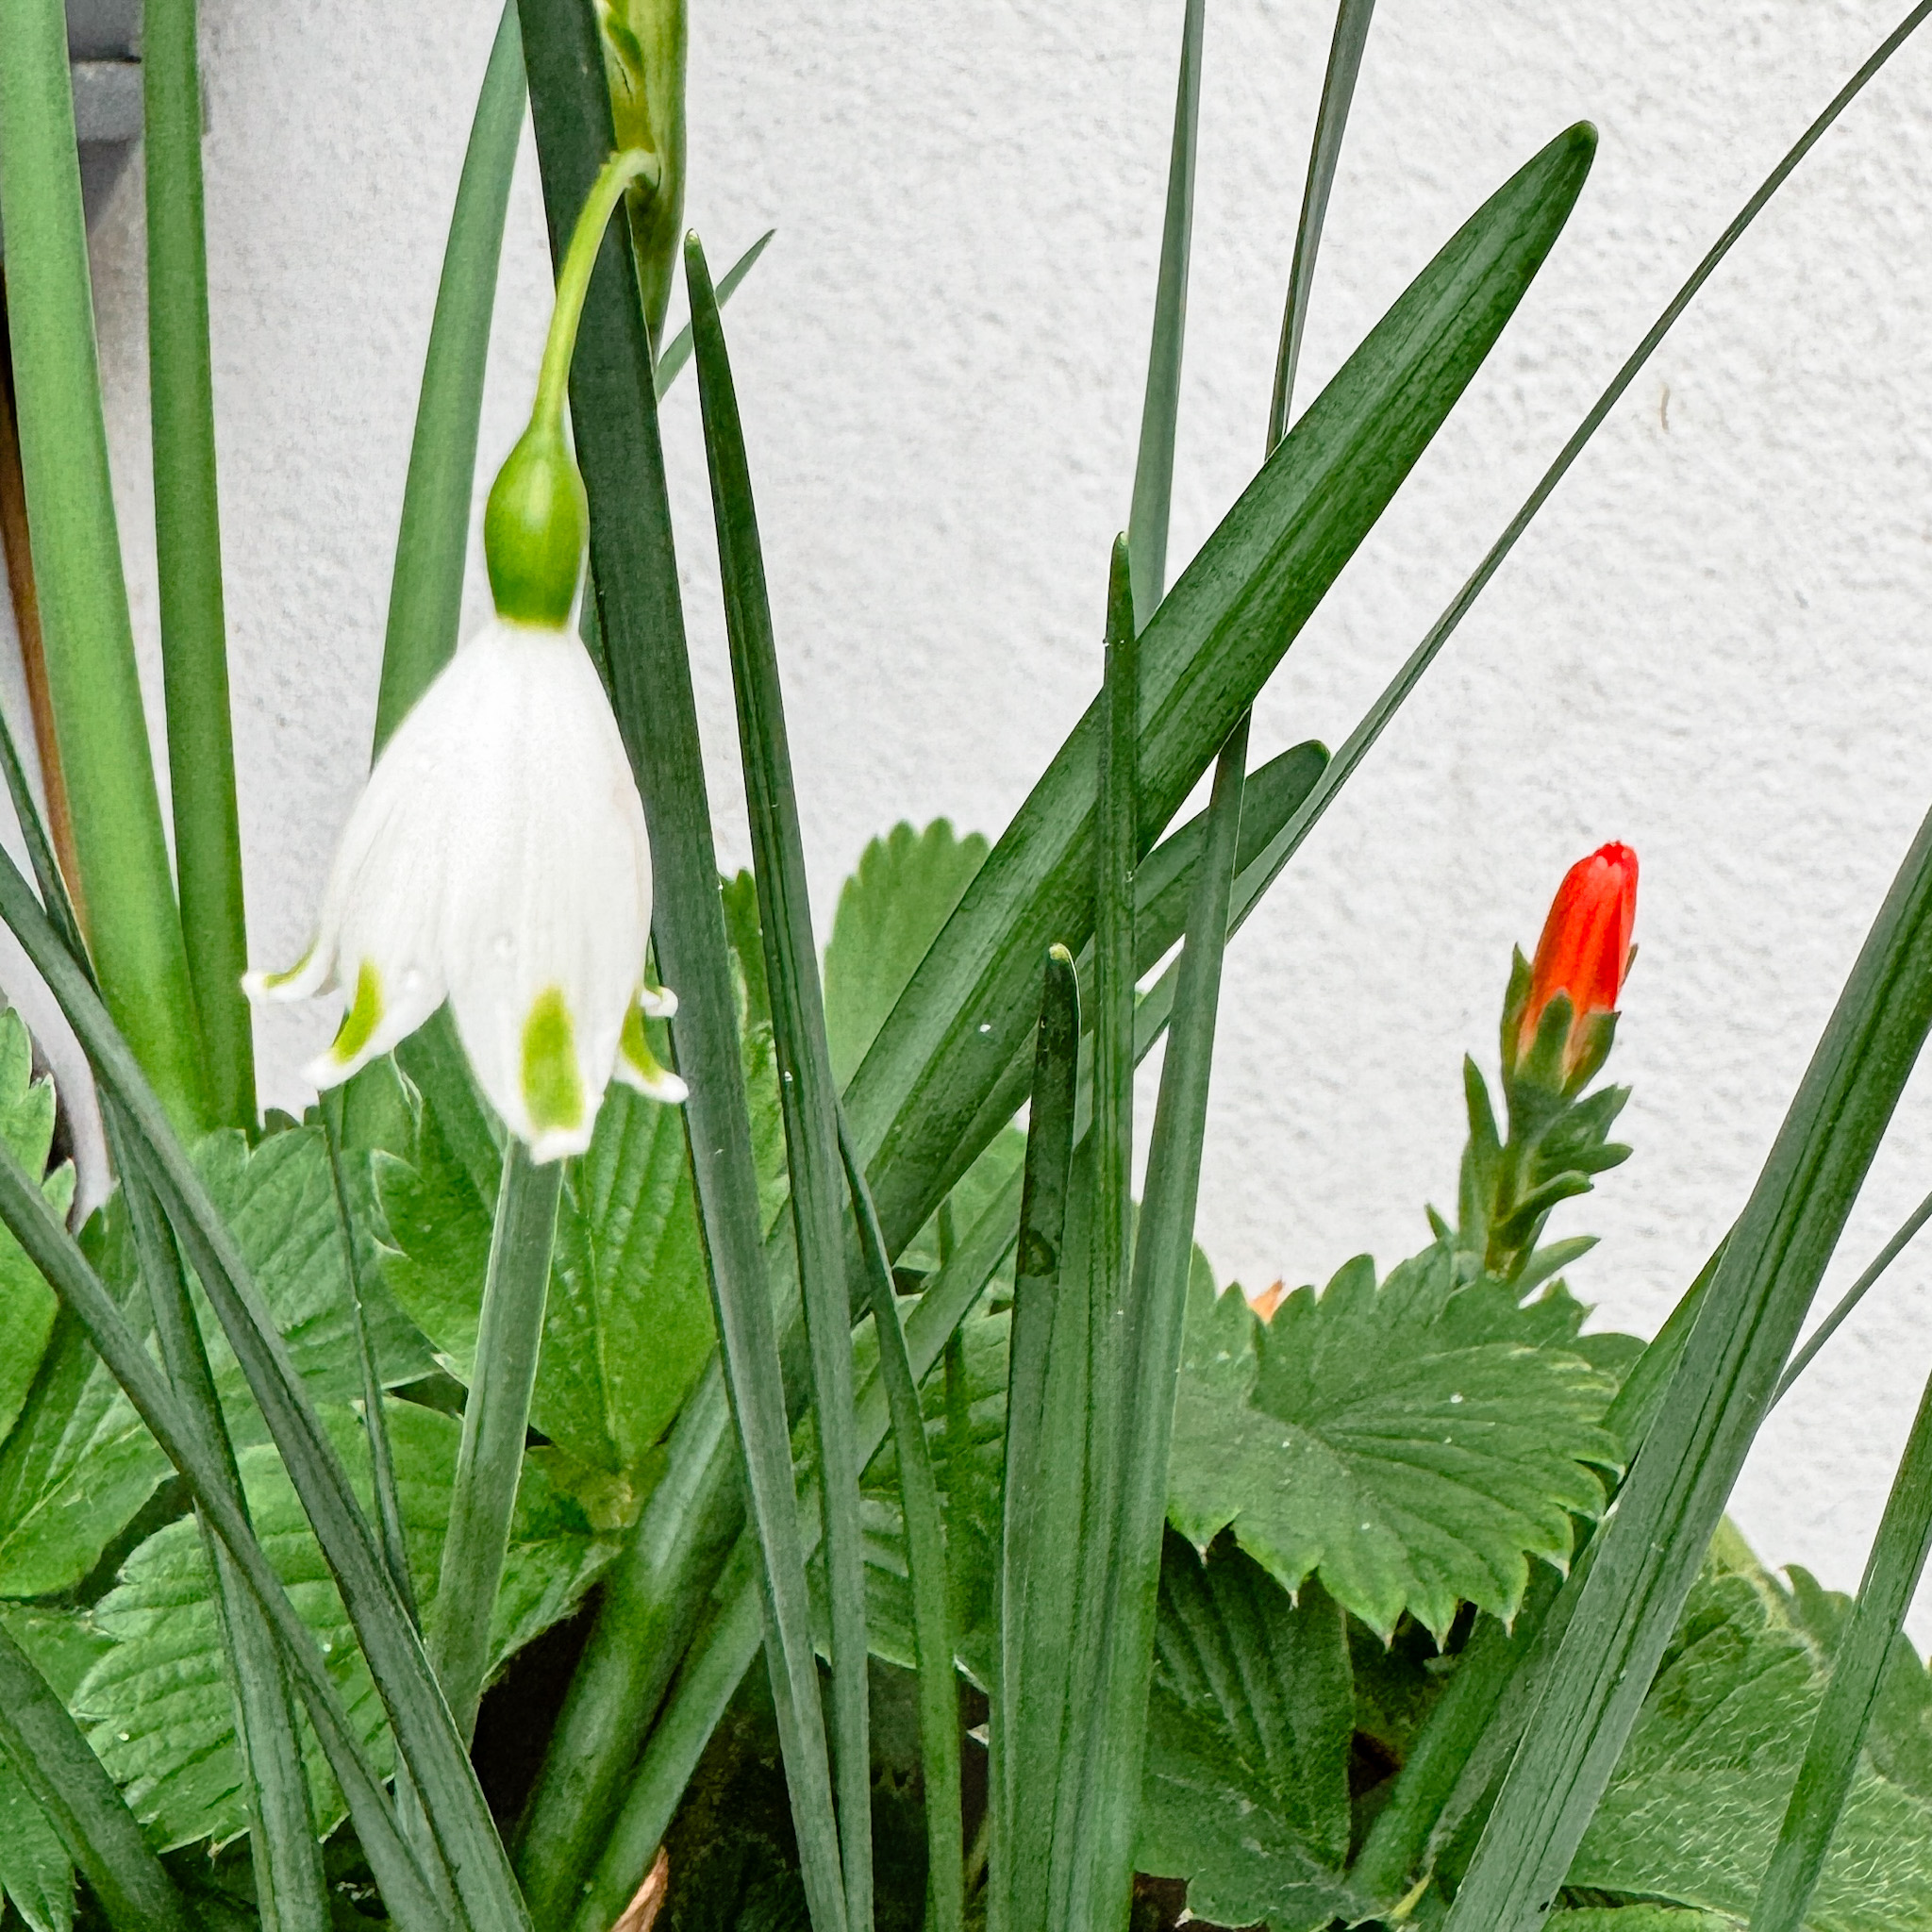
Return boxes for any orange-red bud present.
[1518,842,1638,1069]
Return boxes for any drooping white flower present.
[246,616,685,1162]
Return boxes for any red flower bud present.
[1518,842,1638,1070]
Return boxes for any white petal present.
[438,623,654,1150]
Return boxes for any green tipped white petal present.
[243,616,675,1148]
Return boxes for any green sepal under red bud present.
[485,421,589,628]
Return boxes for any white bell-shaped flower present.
[246,615,686,1162]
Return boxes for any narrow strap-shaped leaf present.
[1752,1352,1932,1932]
[1773,1182,1932,1404]
[688,232,869,1929]
[1231,2,1932,931]
[521,109,1576,1870]
[322,1089,418,1618]
[0,1620,196,1932]
[1080,711,1248,1925]
[841,1110,962,1932]
[1125,0,1205,621]
[1447,804,1932,1930]
[843,122,1592,1276]
[145,0,254,1128]
[1038,544,1141,1924]
[374,0,527,751]
[513,12,847,1932]
[575,1138,1031,1932]
[0,846,523,1929]
[994,948,1083,1932]
[0,0,210,1133]
[0,1122,455,1928]
[428,1141,562,1742]
[114,1129,330,1932]
[1269,0,1375,441]
[653,227,774,396]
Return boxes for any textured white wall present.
[16,1,1932,1631]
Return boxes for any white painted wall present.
[13,0,1932,1631]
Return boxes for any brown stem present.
[0,275,88,939]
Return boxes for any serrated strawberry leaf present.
[1168,1241,1621,1639]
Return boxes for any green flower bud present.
[484,422,589,628]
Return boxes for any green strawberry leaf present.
[1168,1241,1622,1639]
[73,1400,614,1851]
[1135,1534,1361,1932]
[1569,1568,1932,1929]
[0,1007,73,1454]
[0,1124,433,1600]
[0,1752,72,1932]
[823,821,988,1090]
[379,1079,719,1524]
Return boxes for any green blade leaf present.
[514,11,847,1932]
[841,1113,961,1932]
[688,230,869,1931]
[144,0,254,1129]
[1125,0,1204,618]
[75,1400,609,1854]
[1084,711,1247,1923]
[426,1143,562,1744]
[653,228,775,398]
[0,1619,193,1932]
[0,0,209,1133]
[993,948,1082,1927]
[1752,1355,1932,1932]
[1270,0,1376,441]
[845,122,1594,1267]
[1566,1567,1932,1930]
[373,0,526,752]
[1168,1243,1619,1641]
[1448,792,1932,1923]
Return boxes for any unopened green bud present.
[484,423,588,628]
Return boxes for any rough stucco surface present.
[5,2,1932,1631]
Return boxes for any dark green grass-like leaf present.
[575,1106,1032,1931]
[690,230,871,1932]
[993,948,1082,1932]
[0,851,519,1930]
[1448,811,1932,1924]
[515,12,847,1932]
[1271,0,1376,441]
[114,1128,329,1932]
[843,122,1593,1272]
[1082,709,1248,1924]
[841,1114,962,1932]
[426,1143,562,1745]
[372,0,526,752]
[0,0,209,1133]
[549,124,1587,1907]
[1773,1184,1932,1405]
[1564,1570,1932,1929]
[0,1619,194,1932]
[654,229,775,398]
[75,1400,610,1854]
[1752,1355,1932,1932]
[1125,0,1204,620]
[1228,4,1932,935]
[144,0,254,1130]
